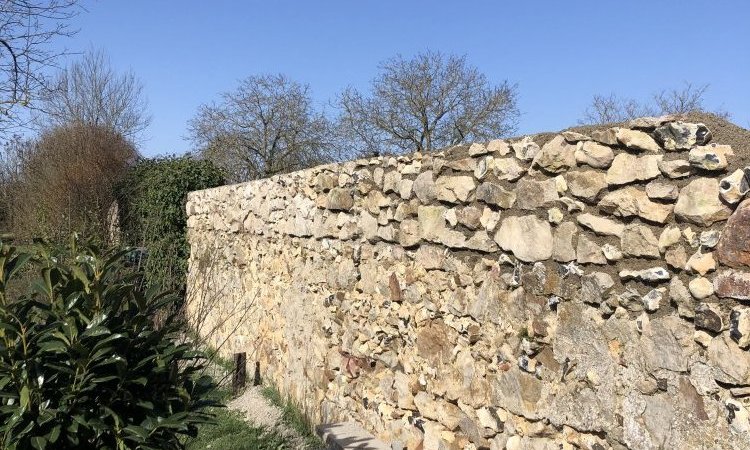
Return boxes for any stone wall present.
[185,116,750,450]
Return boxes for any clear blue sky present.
[59,0,750,156]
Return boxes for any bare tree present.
[188,74,335,183]
[581,82,729,124]
[39,49,151,139]
[337,50,520,155]
[0,0,81,131]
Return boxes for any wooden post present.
[232,352,247,396]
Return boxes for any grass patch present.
[261,384,324,449]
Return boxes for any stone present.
[480,207,500,232]
[445,157,477,172]
[700,230,720,249]
[576,234,606,265]
[486,139,511,155]
[399,220,421,247]
[642,289,664,312]
[621,224,660,258]
[562,130,591,143]
[364,190,390,213]
[413,170,437,203]
[511,137,539,161]
[645,181,679,201]
[466,230,499,253]
[577,213,624,237]
[574,141,614,169]
[716,199,750,269]
[714,270,750,300]
[554,174,567,193]
[475,182,516,208]
[694,303,723,332]
[688,144,733,171]
[474,157,488,179]
[653,121,712,150]
[436,175,476,203]
[602,244,623,261]
[326,188,354,211]
[383,171,402,194]
[605,153,662,186]
[615,128,661,152]
[730,306,750,349]
[685,251,716,275]
[361,211,378,241]
[468,142,488,156]
[658,226,682,253]
[415,245,445,270]
[674,178,731,226]
[619,267,670,282]
[628,115,676,129]
[492,158,527,181]
[514,178,559,210]
[456,206,482,230]
[552,221,577,262]
[581,272,614,305]
[665,246,688,270]
[547,207,563,224]
[418,205,447,242]
[566,171,607,202]
[599,187,673,224]
[708,333,750,385]
[726,399,750,435]
[559,196,585,213]
[688,277,714,300]
[658,159,692,178]
[494,215,553,262]
[719,168,750,204]
[532,135,576,173]
[669,278,694,318]
[399,178,414,199]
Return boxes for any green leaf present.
[19,386,29,411]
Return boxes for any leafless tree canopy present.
[39,49,151,139]
[188,74,335,183]
[337,51,520,155]
[0,0,81,131]
[581,82,729,124]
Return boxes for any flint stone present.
[719,168,750,204]
[476,182,516,208]
[619,267,670,282]
[575,141,615,169]
[552,221,577,262]
[511,137,540,161]
[494,215,553,262]
[642,289,664,312]
[653,121,712,150]
[621,224,660,258]
[730,306,750,349]
[688,144,733,171]
[606,153,662,186]
[577,213,624,237]
[658,159,692,178]
[694,303,723,332]
[716,199,750,269]
[456,206,482,230]
[645,181,679,201]
[714,270,750,300]
[674,178,731,226]
[566,171,607,202]
[599,187,673,224]
[515,178,559,210]
[532,135,576,173]
[576,234,606,265]
[616,128,661,152]
[492,157,527,181]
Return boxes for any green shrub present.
[0,236,217,449]
[116,156,224,294]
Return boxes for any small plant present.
[0,236,217,449]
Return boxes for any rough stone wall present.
[186,116,750,450]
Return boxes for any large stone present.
[418,205,447,242]
[566,171,607,202]
[654,121,712,150]
[708,333,750,385]
[575,141,614,169]
[714,270,750,300]
[475,182,516,208]
[621,224,660,258]
[645,181,679,201]
[514,178,559,210]
[532,135,576,173]
[511,137,539,161]
[494,215,553,262]
[599,187,673,224]
[591,127,618,146]
[577,213,624,237]
[486,139,511,155]
[492,158,527,181]
[399,219,421,247]
[616,128,661,152]
[326,188,354,211]
[576,234,606,265]
[719,168,750,204]
[552,222,577,262]
[628,115,676,129]
[674,178,731,226]
[581,272,615,305]
[688,144,733,171]
[413,170,437,203]
[605,153,662,186]
[658,159,692,179]
[716,199,750,269]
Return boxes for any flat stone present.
[591,128,619,146]
[674,178,731,226]
[719,168,750,204]
[515,178,559,210]
[645,181,679,201]
[658,159,692,178]
[468,142,488,156]
[532,135,576,173]
[616,128,661,152]
[694,303,723,332]
[581,272,615,305]
[492,157,527,181]
[708,333,750,385]
[511,136,540,161]
[688,144,733,171]
[494,215,553,262]
[619,267,670,282]
[730,306,750,349]
[685,251,716,276]
[628,115,676,129]
[466,230,499,253]
[413,170,437,203]
[436,175,476,203]
[552,221,577,262]
[475,182,516,208]
[714,270,750,300]
[486,139,511,155]
[575,141,615,169]
[654,121,712,150]
[317,422,391,450]
[566,171,607,202]
[621,224,660,258]
[576,234,606,265]
[480,207,500,232]
[716,199,750,269]
[606,153,662,186]
[577,213,624,237]
[562,130,591,143]
[326,188,354,211]
[599,187,673,224]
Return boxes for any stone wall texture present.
[186,115,750,450]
